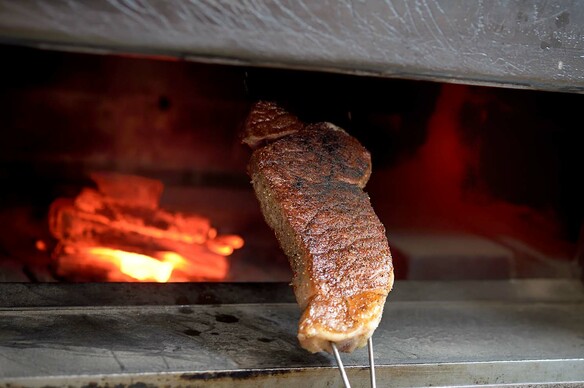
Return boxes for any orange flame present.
[86,247,174,282]
[56,244,232,282]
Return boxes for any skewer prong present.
[368,337,377,388]
[331,342,351,388]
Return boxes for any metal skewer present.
[331,338,377,388]
[331,342,351,388]
[368,337,377,388]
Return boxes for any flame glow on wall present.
[47,172,243,282]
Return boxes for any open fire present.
[47,172,243,282]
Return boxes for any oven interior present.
[0,45,582,284]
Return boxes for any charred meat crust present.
[241,101,305,149]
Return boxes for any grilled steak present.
[243,102,394,353]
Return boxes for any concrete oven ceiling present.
[0,0,582,93]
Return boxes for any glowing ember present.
[49,172,243,282]
[207,235,245,256]
[35,240,47,251]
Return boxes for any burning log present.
[50,194,212,250]
[48,172,243,282]
[89,172,164,210]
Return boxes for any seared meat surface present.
[241,101,305,149]
[244,102,394,353]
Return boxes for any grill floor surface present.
[0,280,583,387]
